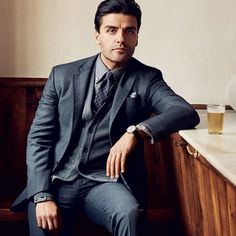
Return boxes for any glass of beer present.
[207,104,225,134]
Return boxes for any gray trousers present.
[28,177,146,236]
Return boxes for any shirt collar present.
[95,54,127,84]
[95,55,109,83]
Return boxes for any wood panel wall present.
[0,78,45,203]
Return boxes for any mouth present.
[113,47,127,52]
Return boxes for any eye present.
[106,28,117,34]
[125,28,136,35]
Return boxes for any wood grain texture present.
[171,133,236,236]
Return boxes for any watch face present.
[127,125,136,133]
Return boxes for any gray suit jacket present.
[11,54,199,211]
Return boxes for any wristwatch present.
[127,124,153,140]
[126,125,140,139]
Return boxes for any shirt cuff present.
[33,192,54,204]
[136,123,155,144]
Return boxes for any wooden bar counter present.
[170,110,236,236]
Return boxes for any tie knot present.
[105,71,118,85]
[105,71,113,79]
[93,71,117,111]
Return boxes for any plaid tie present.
[93,71,116,111]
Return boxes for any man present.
[11,0,200,235]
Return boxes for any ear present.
[95,31,100,45]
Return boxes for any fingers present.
[106,152,126,179]
[53,215,59,230]
[36,217,42,228]
[115,155,121,178]
[47,217,55,231]
[106,153,117,179]
[106,132,137,179]
[37,213,58,230]
[121,154,126,173]
[106,158,110,178]
[36,201,60,231]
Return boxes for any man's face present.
[96,13,138,70]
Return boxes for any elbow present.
[186,108,200,128]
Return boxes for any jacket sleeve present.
[26,67,59,200]
[140,69,200,140]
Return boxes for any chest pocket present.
[122,95,141,124]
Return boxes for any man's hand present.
[35,200,61,232]
[106,132,137,179]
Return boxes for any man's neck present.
[99,53,129,70]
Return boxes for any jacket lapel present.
[72,56,97,131]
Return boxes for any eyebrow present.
[105,25,137,30]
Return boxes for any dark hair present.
[94,0,142,32]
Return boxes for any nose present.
[116,30,125,44]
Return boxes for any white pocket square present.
[128,92,137,98]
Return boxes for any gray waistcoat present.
[52,69,117,183]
